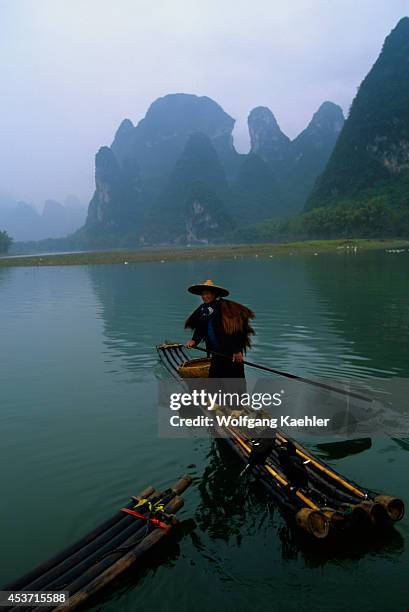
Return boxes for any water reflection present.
[313,438,372,460]
[305,252,409,377]
[193,439,404,567]
[87,253,409,383]
[0,267,10,283]
[86,522,195,612]
[392,437,409,452]
[88,263,198,374]
[194,440,252,542]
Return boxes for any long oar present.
[191,346,372,403]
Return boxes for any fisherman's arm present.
[186,324,205,348]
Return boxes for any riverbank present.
[1,238,409,267]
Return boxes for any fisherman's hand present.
[232,352,244,363]
[186,340,196,348]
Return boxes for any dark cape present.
[185,298,255,378]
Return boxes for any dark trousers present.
[208,354,246,407]
[209,354,245,379]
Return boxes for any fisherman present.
[185,279,255,380]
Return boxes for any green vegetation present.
[231,196,409,242]
[307,17,409,211]
[0,230,12,253]
[145,133,233,242]
[292,198,409,239]
[1,239,408,268]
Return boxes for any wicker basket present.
[178,357,211,378]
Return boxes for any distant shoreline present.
[1,239,409,268]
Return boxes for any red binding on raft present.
[120,507,172,531]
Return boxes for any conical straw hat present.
[188,279,229,297]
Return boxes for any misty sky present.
[1,0,408,210]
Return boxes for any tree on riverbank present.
[229,197,409,243]
[0,230,13,253]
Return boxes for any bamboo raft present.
[157,343,404,540]
[2,475,192,611]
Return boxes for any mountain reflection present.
[305,251,409,377]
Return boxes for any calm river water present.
[0,250,408,611]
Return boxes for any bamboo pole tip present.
[374,496,405,522]
[171,475,193,495]
[135,485,155,500]
[295,508,330,539]
[165,495,184,514]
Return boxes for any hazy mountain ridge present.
[306,17,409,211]
[5,17,409,249]
[2,94,343,247]
[0,195,86,241]
[83,93,342,244]
[231,18,409,242]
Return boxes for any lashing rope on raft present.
[132,497,166,513]
[120,508,171,531]
[120,494,175,531]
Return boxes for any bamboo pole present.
[191,345,372,403]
